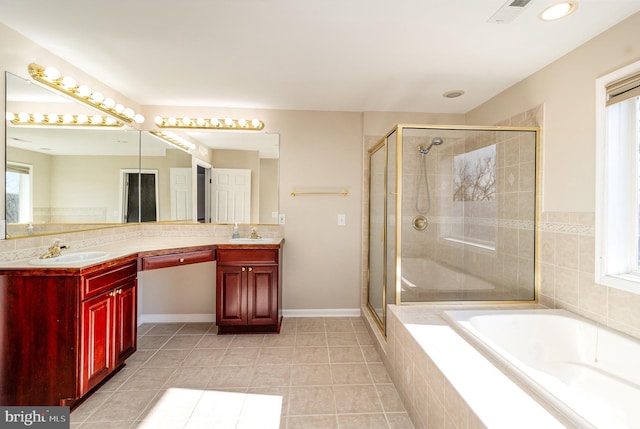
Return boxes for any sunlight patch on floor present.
[136,388,283,429]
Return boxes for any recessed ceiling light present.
[443,90,465,99]
[539,1,578,21]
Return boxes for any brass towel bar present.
[290,189,349,197]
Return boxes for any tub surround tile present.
[539,211,640,339]
[379,305,566,429]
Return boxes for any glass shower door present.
[368,143,386,327]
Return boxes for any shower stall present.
[367,124,540,332]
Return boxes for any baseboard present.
[139,309,362,325]
[281,308,361,317]
[139,313,215,325]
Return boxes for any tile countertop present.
[0,236,285,270]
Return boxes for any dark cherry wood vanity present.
[0,240,282,407]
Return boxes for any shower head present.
[418,137,444,154]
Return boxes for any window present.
[596,62,640,293]
[444,144,497,250]
[5,162,33,224]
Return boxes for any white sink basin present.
[29,251,111,266]
[228,238,275,244]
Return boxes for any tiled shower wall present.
[362,105,640,340]
[400,127,536,301]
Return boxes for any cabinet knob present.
[248,267,253,272]
[179,258,185,263]
[242,267,246,271]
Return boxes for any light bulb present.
[90,92,104,103]
[123,108,135,118]
[61,76,77,89]
[77,85,92,97]
[44,67,61,80]
[77,114,88,124]
[103,98,116,109]
[168,117,177,126]
[196,118,205,126]
[48,114,59,123]
[238,118,247,127]
[18,112,30,122]
[134,114,145,124]
[181,117,192,126]
[154,116,164,125]
[114,104,125,114]
[33,113,44,123]
[90,115,102,124]
[210,118,220,127]
[5,112,15,121]
[62,114,74,124]
[251,119,262,128]
[105,117,117,125]
[224,118,234,127]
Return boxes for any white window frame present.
[6,161,33,224]
[595,59,640,294]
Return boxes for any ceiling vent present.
[487,0,534,23]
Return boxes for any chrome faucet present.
[40,239,70,259]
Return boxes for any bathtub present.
[443,309,640,429]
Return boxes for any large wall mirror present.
[4,71,279,238]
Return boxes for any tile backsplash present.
[0,224,284,264]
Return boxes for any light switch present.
[338,214,346,226]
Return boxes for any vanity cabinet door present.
[247,265,278,326]
[216,265,247,326]
[114,280,137,366]
[81,290,115,394]
[80,279,137,395]
[80,259,138,396]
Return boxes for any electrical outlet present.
[337,214,346,226]
[278,214,286,225]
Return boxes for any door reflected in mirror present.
[4,71,280,238]
[165,130,279,226]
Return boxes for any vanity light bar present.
[149,130,196,152]
[5,112,123,127]
[28,63,145,125]
[154,116,264,131]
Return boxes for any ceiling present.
[1,0,640,114]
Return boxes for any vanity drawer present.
[81,259,138,300]
[140,249,215,271]
[217,248,278,265]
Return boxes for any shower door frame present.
[366,124,541,334]
[366,138,388,332]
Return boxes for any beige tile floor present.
[70,317,415,429]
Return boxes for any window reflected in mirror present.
[4,71,280,238]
